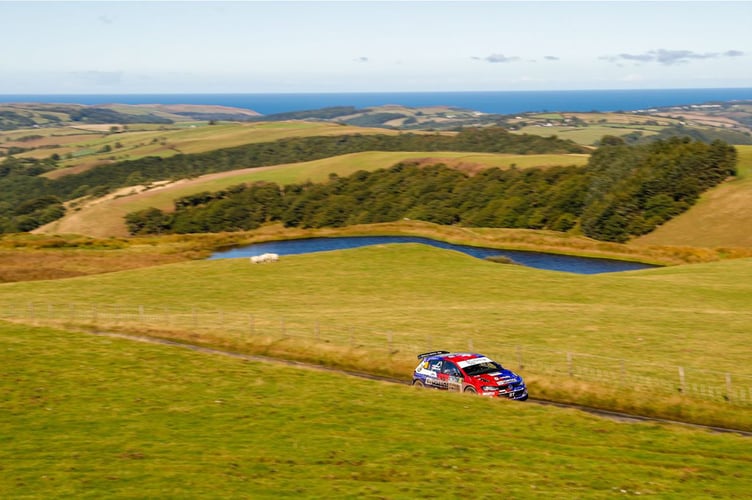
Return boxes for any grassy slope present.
[1,321,749,499]
[2,244,750,376]
[37,152,588,238]
[635,145,752,248]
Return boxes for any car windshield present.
[463,361,504,377]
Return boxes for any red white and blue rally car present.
[412,351,528,400]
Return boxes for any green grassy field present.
[1,321,749,498]
[3,244,750,372]
[38,151,588,238]
[2,243,751,427]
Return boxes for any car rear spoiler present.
[417,350,451,359]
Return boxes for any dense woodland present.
[0,128,582,233]
[125,136,737,242]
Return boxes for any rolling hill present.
[36,151,589,237]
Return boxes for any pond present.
[207,236,658,275]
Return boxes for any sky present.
[1,0,750,94]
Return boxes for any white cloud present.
[472,53,521,64]
[601,49,745,66]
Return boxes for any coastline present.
[1,87,751,115]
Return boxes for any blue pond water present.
[207,236,656,275]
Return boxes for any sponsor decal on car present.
[457,357,493,368]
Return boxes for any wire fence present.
[4,301,752,406]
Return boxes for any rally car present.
[412,351,528,400]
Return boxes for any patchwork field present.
[1,322,750,498]
[2,121,402,177]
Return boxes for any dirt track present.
[88,329,751,437]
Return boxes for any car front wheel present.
[412,379,425,388]
[463,386,477,394]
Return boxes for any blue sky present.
[1,1,750,93]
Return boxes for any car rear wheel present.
[412,379,425,388]
[463,386,477,394]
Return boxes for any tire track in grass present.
[88,329,752,437]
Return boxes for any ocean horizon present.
[1,87,751,116]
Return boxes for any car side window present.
[442,362,461,377]
[429,360,443,372]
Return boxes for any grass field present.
[3,243,750,372]
[2,242,751,428]
[635,145,752,247]
[37,151,588,238]
[1,321,749,498]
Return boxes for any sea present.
[2,88,752,116]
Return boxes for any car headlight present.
[481,385,500,391]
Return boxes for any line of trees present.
[0,128,583,233]
[125,137,737,242]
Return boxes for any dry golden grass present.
[10,220,752,285]
[635,145,752,248]
[0,250,187,283]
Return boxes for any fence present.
[4,301,751,406]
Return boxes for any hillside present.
[37,151,589,237]
[0,121,400,176]
[635,145,752,247]
[4,100,752,250]
[2,243,751,430]
[2,321,749,498]
[0,102,262,131]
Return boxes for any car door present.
[440,361,464,392]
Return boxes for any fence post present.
[567,352,573,377]
[678,366,686,394]
[725,373,732,402]
[516,345,523,370]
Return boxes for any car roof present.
[426,352,487,363]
